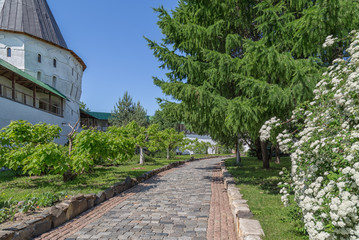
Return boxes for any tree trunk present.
[256,138,262,160]
[275,144,280,164]
[236,134,242,165]
[269,144,273,162]
[261,141,270,169]
[68,139,73,156]
[140,147,144,165]
[167,147,170,160]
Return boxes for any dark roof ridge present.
[0,0,67,48]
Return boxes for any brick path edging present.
[0,155,230,240]
[220,160,265,240]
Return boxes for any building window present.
[52,76,57,88]
[37,72,41,80]
[72,68,74,76]
[7,48,11,57]
[77,73,79,80]
[38,54,41,63]
[70,83,74,96]
[53,59,57,68]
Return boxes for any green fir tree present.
[147,0,359,168]
[110,91,148,127]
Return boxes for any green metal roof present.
[83,111,112,120]
[0,58,68,100]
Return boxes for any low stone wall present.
[220,160,265,240]
[0,155,228,240]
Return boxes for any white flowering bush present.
[259,117,281,142]
[260,31,359,240]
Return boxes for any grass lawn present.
[225,157,308,240]
[0,154,227,208]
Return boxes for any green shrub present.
[0,121,65,176]
[71,129,136,172]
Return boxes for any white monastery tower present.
[0,0,86,144]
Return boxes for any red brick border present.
[207,164,236,240]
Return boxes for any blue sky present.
[48,0,179,116]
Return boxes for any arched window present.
[38,54,41,63]
[37,72,41,80]
[53,59,57,68]
[52,76,57,88]
[7,48,11,57]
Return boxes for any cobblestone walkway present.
[36,158,236,240]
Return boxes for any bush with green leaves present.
[0,198,16,224]
[0,120,67,175]
[157,128,185,160]
[71,128,136,172]
[193,141,213,154]
[0,192,62,224]
[109,121,161,165]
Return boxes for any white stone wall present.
[0,97,69,144]
[0,33,25,69]
[0,0,5,12]
[0,32,84,140]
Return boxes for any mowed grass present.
[225,157,308,240]
[0,154,227,207]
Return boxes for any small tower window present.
[72,68,74,76]
[53,59,57,68]
[38,54,41,63]
[70,83,74,96]
[52,76,57,88]
[37,72,41,80]
[7,48,11,57]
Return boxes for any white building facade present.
[184,134,217,155]
[0,0,86,144]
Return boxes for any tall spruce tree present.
[150,101,181,130]
[147,0,359,167]
[110,91,148,127]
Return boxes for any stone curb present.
[220,160,265,240]
[0,155,230,240]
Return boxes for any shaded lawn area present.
[225,157,308,240]
[0,154,226,207]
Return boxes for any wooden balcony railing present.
[0,84,64,117]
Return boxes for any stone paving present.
[36,158,236,240]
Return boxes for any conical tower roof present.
[0,0,68,49]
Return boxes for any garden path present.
[36,157,236,240]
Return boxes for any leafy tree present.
[112,121,160,164]
[151,101,182,131]
[194,141,213,155]
[180,138,213,155]
[110,91,148,127]
[179,138,198,156]
[215,143,233,155]
[147,0,359,168]
[71,129,135,172]
[79,101,90,112]
[157,128,185,159]
[0,120,67,175]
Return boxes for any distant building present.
[80,110,111,131]
[184,134,217,155]
[0,0,86,144]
